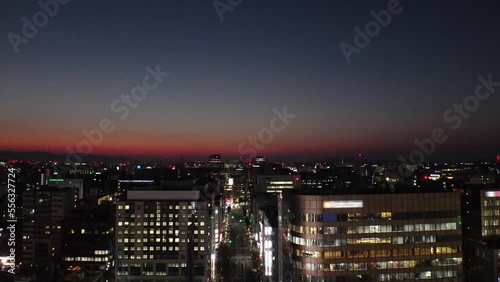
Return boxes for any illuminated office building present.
[115,186,214,282]
[256,175,300,194]
[256,206,279,282]
[462,188,500,282]
[284,190,463,281]
[252,174,301,281]
[462,189,500,239]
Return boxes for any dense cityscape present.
[3,0,500,281]
[0,155,500,281]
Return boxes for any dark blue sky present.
[1,0,500,161]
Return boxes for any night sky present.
[1,0,500,161]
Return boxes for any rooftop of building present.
[26,186,76,193]
[126,189,202,201]
[124,179,221,201]
[283,186,460,196]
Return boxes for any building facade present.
[115,189,212,282]
[256,175,300,194]
[21,187,75,280]
[462,188,500,282]
[62,203,115,272]
[284,190,463,281]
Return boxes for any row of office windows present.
[483,209,500,216]
[117,234,205,240]
[295,271,460,282]
[291,234,461,247]
[118,203,199,210]
[118,221,206,228]
[117,228,205,235]
[117,262,193,276]
[293,257,461,271]
[483,199,500,207]
[290,211,459,222]
[291,247,460,259]
[118,213,205,220]
[295,246,460,259]
[295,247,460,259]
[64,256,111,262]
[126,213,201,220]
[120,246,206,252]
[117,238,206,243]
[483,219,500,226]
[290,222,458,235]
[122,245,206,252]
[117,253,206,260]
[482,228,500,236]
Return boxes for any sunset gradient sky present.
[1,0,500,161]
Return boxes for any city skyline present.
[3,1,500,281]
[2,1,500,161]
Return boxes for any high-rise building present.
[252,174,300,282]
[462,188,500,281]
[462,189,500,239]
[21,187,75,280]
[256,204,280,282]
[47,178,84,199]
[61,203,115,273]
[115,185,214,282]
[116,179,156,200]
[283,189,463,281]
[255,175,300,194]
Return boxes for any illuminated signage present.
[485,191,500,198]
[49,179,64,182]
[323,200,363,209]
